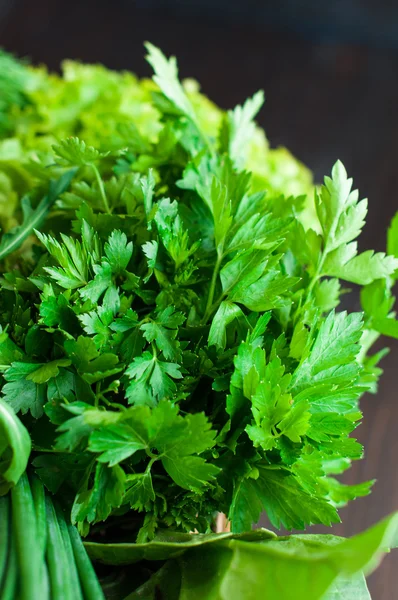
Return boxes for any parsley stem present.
[91,164,111,214]
[306,260,323,299]
[95,382,101,407]
[145,456,157,473]
[296,246,328,321]
[202,252,223,324]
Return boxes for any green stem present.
[261,464,291,471]
[306,258,324,300]
[145,456,158,473]
[202,252,223,324]
[92,164,110,214]
[95,382,101,408]
[295,245,328,323]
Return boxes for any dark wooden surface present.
[2,2,398,597]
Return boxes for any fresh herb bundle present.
[1,43,398,600]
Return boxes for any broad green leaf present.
[84,528,275,564]
[178,514,398,600]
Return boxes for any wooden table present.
[2,2,398,596]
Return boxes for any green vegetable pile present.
[1,43,398,600]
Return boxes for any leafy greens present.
[1,43,398,600]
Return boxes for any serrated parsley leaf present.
[290,311,363,400]
[224,90,265,170]
[2,374,46,419]
[140,306,185,360]
[89,402,218,492]
[39,292,81,334]
[124,472,155,511]
[315,161,398,285]
[72,463,125,535]
[103,230,133,274]
[125,351,182,406]
[2,359,71,418]
[3,46,396,543]
[145,43,198,126]
[89,423,147,466]
[79,306,115,348]
[323,246,398,285]
[53,137,109,167]
[36,231,88,289]
[64,336,122,384]
[230,465,339,532]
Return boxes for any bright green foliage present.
[0,43,397,564]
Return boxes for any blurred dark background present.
[1,0,398,597]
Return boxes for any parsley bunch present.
[1,43,398,599]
